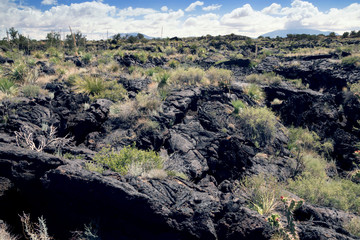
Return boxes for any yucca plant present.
[11,62,28,83]
[0,78,18,96]
[156,72,171,89]
[74,76,107,96]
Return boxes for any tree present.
[342,32,350,38]
[328,32,336,38]
[46,31,61,48]
[8,27,18,41]
[65,30,86,50]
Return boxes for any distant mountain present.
[110,33,153,39]
[261,29,333,38]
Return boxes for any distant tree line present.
[342,30,360,38]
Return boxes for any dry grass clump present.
[0,222,18,240]
[238,174,281,216]
[169,67,205,86]
[205,67,233,86]
[109,100,138,122]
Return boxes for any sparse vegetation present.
[237,106,278,146]
[239,174,281,216]
[92,145,164,177]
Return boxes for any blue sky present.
[1,0,360,39]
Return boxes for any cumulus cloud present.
[41,0,57,5]
[0,0,359,39]
[118,7,157,17]
[261,3,281,15]
[185,1,204,12]
[203,4,222,11]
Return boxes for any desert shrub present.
[237,106,277,146]
[21,84,41,98]
[146,67,163,77]
[93,145,163,176]
[10,62,28,83]
[109,100,138,121]
[155,71,171,88]
[91,81,127,102]
[287,127,321,153]
[33,51,45,59]
[46,47,62,58]
[206,67,233,86]
[136,92,161,112]
[66,74,82,86]
[74,76,106,96]
[342,56,360,68]
[287,127,333,159]
[81,53,92,65]
[0,78,17,96]
[133,51,148,63]
[84,161,104,174]
[349,82,360,98]
[170,67,205,86]
[239,174,281,215]
[56,68,66,76]
[164,46,177,56]
[288,176,360,213]
[243,84,265,102]
[344,217,360,237]
[301,153,328,179]
[168,59,180,69]
[231,99,246,114]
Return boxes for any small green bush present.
[155,71,171,88]
[237,106,277,146]
[239,174,281,215]
[0,78,17,96]
[21,84,41,98]
[81,53,92,65]
[93,145,163,176]
[342,56,360,68]
[243,84,265,102]
[10,62,28,83]
[164,46,177,56]
[206,67,233,87]
[288,176,360,213]
[231,99,246,114]
[168,59,180,68]
[66,74,82,86]
[74,76,106,96]
[349,82,360,98]
[287,127,321,153]
[133,51,148,63]
[344,217,360,237]
[91,81,127,102]
[136,92,161,112]
[170,67,205,86]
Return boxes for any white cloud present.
[41,0,57,5]
[0,0,359,40]
[185,1,204,12]
[203,4,222,11]
[261,3,281,15]
[118,7,157,17]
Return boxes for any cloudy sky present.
[0,0,359,40]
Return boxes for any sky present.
[0,0,360,40]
